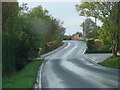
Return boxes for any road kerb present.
[82,47,101,66]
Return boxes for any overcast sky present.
[18,1,102,35]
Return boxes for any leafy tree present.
[76,2,120,57]
[2,2,65,76]
[2,2,19,33]
[99,2,120,57]
[2,2,19,75]
[28,5,50,20]
[52,19,65,42]
[81,18,98,39]
[76,2,114,23]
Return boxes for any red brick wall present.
[71,34,80,40]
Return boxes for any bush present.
[86,38,95,50]
[86,38,112,53]
[42,42,62,54]
[2,33,16,76]
[2,32,30,76]
[2,4,65,77]
[94,39,102,50]
[94,39,111,51]
[85,49,112,53]
[63,35,71,40]
[15,39,30,71]
[94,39,102,42]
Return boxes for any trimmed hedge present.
[86,38,95,50]
[2,32,16,76]
[85,49,112,53]
[86,38,112,53]
[2,32,29,76]
[2,32,63,77]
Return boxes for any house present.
[71,32,82,40]
[71,34,80,40]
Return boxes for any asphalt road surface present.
[39,40,119,88]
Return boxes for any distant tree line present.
[2,2,65,76]
[63,35,71,40]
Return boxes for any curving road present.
[39,40,119,88]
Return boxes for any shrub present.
[88,38,94,40]
[2,32,30,75]
[2,32,16,76]
[63,35,71,40]
[15,39,30,71]
[86,38,112,53]
[86,38,95,50]
[94,39,102,50]
[94,39,102,42]
[42,41,62,54]
[85,49,112,53]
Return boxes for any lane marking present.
[64,42,70,49]
[63,42,77,59]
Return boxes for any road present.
[38,40,119,88]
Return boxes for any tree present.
[76,2,114,23]
[2,2,19,33]
[99,2,120,57]
[28,5,50,20]
[2,2,19,75]
[76,2,120,57]
[81,18,98,39]
[2,2,65,75]
[52,19,65,42]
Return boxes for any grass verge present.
[98,57,120,69]
[2,60,43,88]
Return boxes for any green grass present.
[2,60,43,88]
[98,57,120,69]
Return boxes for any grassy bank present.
[98,57,120,69]
[2,60,43,88]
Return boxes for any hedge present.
[86,39,95,50]
[2,32,16,76]
[85,49,112,53]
